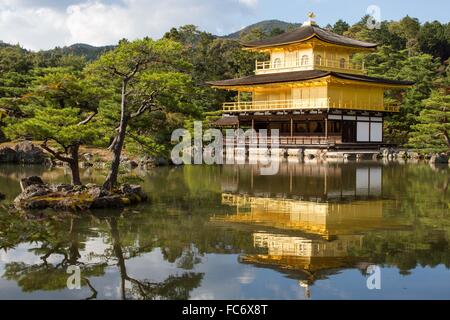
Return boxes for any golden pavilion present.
[209,14,414,150]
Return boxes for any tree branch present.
[126,63,142,81]
[108,135,119,151]
[77,111,98,126]
[40,140,72,163]
[105,66,127,78]
[130,91,158,119]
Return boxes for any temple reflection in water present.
[214,162,405,298]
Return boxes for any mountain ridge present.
[1,19,298,56]
[223,19,301,39]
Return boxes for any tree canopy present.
[4,70,104,184]
[1,15,450,164]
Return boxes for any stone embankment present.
[242,147,449,164]
[14,176,148,211]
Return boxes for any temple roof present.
[243,25,378,49]
[208,70,415,88]
[211,116,239,127]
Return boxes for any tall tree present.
[418,21,450,62]
[164,25,266,113]
[409,89,450,153]
[363,47,439,144]
[345,16,406,50]
[88,38,192,190]
[388,16,421,56]
[332,19,350,35]
[0,46,35,140]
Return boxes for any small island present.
[14,176,147,211]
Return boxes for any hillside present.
[42,43,116,61]
[224,19,300,39]
[0,41,15,49]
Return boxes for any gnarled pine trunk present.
[103,81,128,190]
[69,145,82,186]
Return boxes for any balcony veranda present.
[223,98,400,113]
[255,56,365,75]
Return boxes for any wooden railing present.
[224,135,342,146]
[255,56,365,75]
[223,98,400,113]
[223,98,330,112]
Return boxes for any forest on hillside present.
[0,15,449,157]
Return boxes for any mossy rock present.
[14,179,148,211]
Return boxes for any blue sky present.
[0,0,449,50]
[254,0,450,26]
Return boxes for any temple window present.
[339,58,346,69]
[281,123,290,133]
[310,121,324,133]
[301,55,309,66]
[273,58,282,68]
[315,55,322,66]
[295,122,309,133]
[328,121,342,134]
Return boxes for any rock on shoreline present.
[0,141,47,164]
[14,176,148,211]
[429,153,449,164]
[378,148,449,163]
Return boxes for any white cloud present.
[0,0,260,50]
[237,268,256,284]
[238,0,259,7]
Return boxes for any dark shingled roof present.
[207,70,415,87]
[243,25,377,49]
[212,116,239,127]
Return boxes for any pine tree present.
[87,38,194,190]
[4,70,104,185]
[409,90,450,153]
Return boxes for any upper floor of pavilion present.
[207,14,414,115]
[242,13,377,76]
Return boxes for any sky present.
[0,0,449,50]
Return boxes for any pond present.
[0,160,450,300]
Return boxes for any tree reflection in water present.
[108,217,203,300]
[1,213,204,300]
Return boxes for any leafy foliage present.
[409,90,450,152]
[4,70,105,184]
[2,16,450,154]
[5,71,103,146]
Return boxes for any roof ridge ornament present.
[303,12,317,27]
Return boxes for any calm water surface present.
[0,160,449,300]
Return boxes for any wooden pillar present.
[251,166,254,190]
[290,117,294,138]
[289,169,293,193]
[325,117,328,139]
[251,118,255,143]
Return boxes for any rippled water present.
[0,160,450,300]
